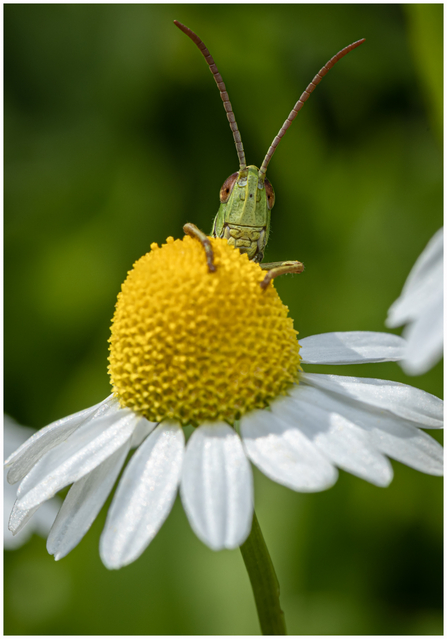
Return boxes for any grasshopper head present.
[214,166,275,262]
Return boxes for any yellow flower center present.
[108,235,301,425]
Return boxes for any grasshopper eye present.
[265,178,275,210]
[219,172,238,203]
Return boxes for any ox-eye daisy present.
[6,236,443,573]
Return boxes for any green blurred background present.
[4,4,442,635]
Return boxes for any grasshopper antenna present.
[259,38,365,178]
[174,20,247,170]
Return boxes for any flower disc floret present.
[108,236,301,424]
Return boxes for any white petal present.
[8,497,61,540]
[402,228,443,294]
[299,332,405,365]
[365,416,443,475]
[290,384,443,477]
[5,395,119,484]
[47,441,132,560]
[16,409,140,511]
[181,423,253,551]
[386,258,442,326]
[100,422,184,569]
[400,295,443,375]
[241,408,337,491]
[301,373,443,428]
[273,391,393,486]
[8,501,42,535]
[130,417,158,448]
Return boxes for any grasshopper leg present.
[260,260,304,290]
[183,223,216,272]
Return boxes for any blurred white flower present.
[386,228,443,375]
[4,415,60,549]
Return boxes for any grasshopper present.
[174,21,365,289]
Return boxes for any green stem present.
[240,510,287,635]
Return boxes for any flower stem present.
[240,510,287,635]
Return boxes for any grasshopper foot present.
[183,223,216,272]
[260,260,304,290]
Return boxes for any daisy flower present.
[386,227,443,375]
[4,415,60,549]
[5,236,443,570]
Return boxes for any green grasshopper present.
[174,21,365,289]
